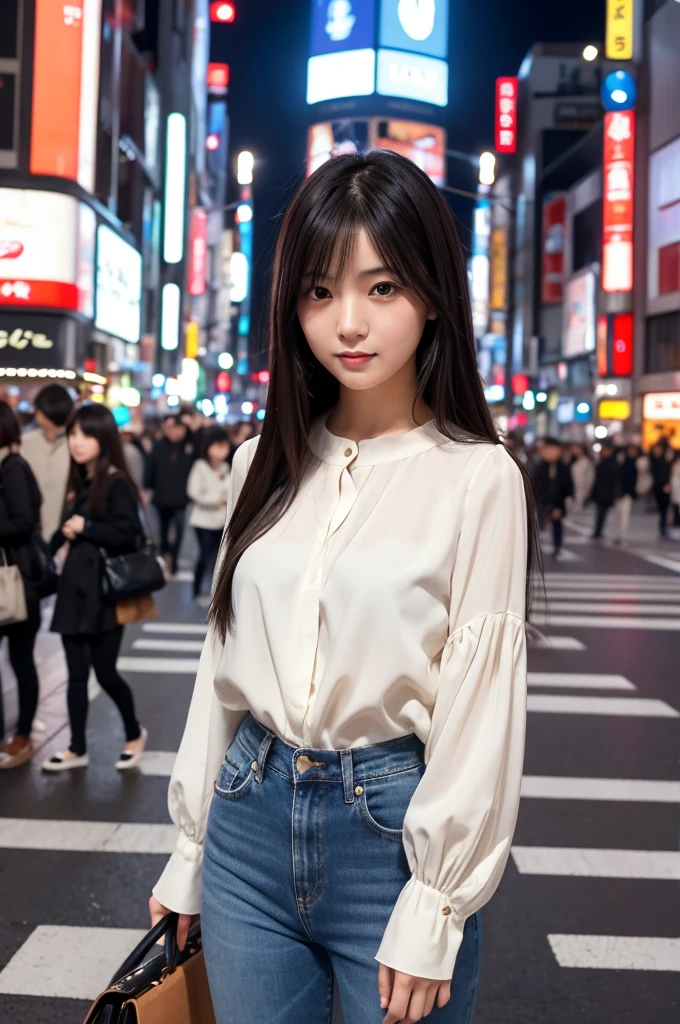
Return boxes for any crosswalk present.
[1,575,679,1016]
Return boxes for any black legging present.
[62,627,140,756]
[653,485,671,536]
[0,603,41,740]
[193,527,222,596]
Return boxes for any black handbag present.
[101,508,166,603]
[83,913,215,1023]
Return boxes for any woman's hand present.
[62,515,85,540]
[149,894,199,952]
[378,964,451,1022]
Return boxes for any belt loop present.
[254,730,274,784]
[340,749,354,804]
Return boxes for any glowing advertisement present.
[606,0,634,61]
[95,225,142,344]
[0,189,94,313]
[603,110,635,294]
[379,0,448,60]
[30,0,102,192]
[310,0,376,56]
[376,49,447,106]
[541,194,566,305]
[648,136,680,301]
[307,119,444,185]
[495,77,518,154]
[307,49,376,103]
[564,270,596,358]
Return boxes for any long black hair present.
[0,400,21,449]
[66,403,138,515]
[210,149,542,640]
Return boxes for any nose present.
[336,295,368,342]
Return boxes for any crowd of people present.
[520,434,680,558]
[0,383,257,772]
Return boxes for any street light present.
[583,45,599,61]
[237,150,254,185]
[479,151,496,186]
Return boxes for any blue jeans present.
[202,713,481,1024]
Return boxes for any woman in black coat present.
[42,404,148,772]
[0,401,44,769]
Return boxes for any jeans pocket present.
[357,764,426,841]
[213,742,256,802]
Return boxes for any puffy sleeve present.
[375,444,528,980]
[152,436,259,914]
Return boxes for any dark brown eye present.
[373,282,395,297]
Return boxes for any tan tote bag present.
[0,549,27,626]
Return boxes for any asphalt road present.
[0,519,678,1023]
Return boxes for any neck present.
[42,423,64,444]
[85,457,98,478]
[208,457,222,470]
[325,358,434,442]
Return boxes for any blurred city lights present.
[163,114,187,264]
[256,409,266,421]
[161,283,181,350]
[218,352,234,370]
[594,425,609,439]
[210,1,236,23]
[237,150,254,185]
[236,203,253,223]
[206,133,220,151]
[152,373,166,388]
[241,401,254,414]
[536,392,547,402]
[479,151,496,186]
[583,45,598,61]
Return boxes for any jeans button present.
[354,785,364,796]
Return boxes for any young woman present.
[150,151,539,1024]
[0,401,44,769]
[42,403,148,772]
[187,425,231,598]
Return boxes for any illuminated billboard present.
[95,225,142,344]
[307,0,449,107]
[307,118,445,185]
[0,189,95,314]
[379,0,448,59]
[310,0,376,55]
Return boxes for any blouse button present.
[344,447,353,457]
[441,906,452,917]
[354,785,364,796]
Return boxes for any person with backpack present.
[0,401,46,768]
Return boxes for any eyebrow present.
[302,265,398,282]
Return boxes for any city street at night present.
[0,527,678,1022]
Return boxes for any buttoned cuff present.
[152,832,203,916]
[375,876,465,981]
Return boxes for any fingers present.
[177,914,191,952]
[377,963,393,1010]
[436,982,451,1009]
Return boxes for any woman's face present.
[296,229,433,393]
[68,423,101,464]
[207,440,229,464]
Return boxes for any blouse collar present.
[307,410,446,467]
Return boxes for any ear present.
[426,312,437,321]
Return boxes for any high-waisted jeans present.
[201,713,481,1024]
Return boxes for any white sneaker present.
[116,726,148,771]
[42,752,90,772]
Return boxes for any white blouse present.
[153,413,528,982]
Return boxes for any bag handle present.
[109,912,179,986]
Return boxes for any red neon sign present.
[495,77,518,154]
[0,279,79,310]
[210,1,236,22]
[207,63,230,91]
[612,313,633,376]
[603,110,635,293]
[541,195,566,305]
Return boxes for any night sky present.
[210,0,604,364]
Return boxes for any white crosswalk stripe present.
[132,638,205,652]
[521,776,680,802]
[528,634,586,650]
[142,622,207,634]
[0,926,147,1000]
[527,673,635,690]
[547,935,680,972]
[527,694,678,717]
[511,847,680,880]
[117,656,200,674]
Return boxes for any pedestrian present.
[21,383,74,541]
[532,437,573,559]
[616,444,639,545]
[569,443,594,511]
[649,441,673,537]
[0,401,44,769]
[671,451,680,529]
[42,403,147,772]
[150,151,540,1024]
[120,426,146,492]
[144,413,195,575]
[226,419,254,467]
[187,425,231,599]
[591,441,621,539]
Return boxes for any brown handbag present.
[116,592,159,626]
[83,913,215,1024]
